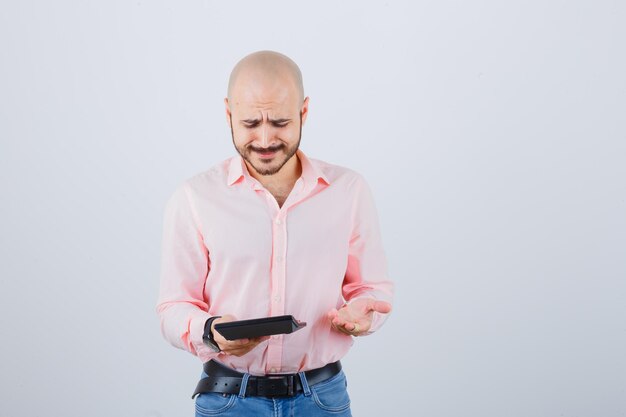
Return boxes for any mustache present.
[249,144,284,153]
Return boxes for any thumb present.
[367,300,392,314]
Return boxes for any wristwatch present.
[202,316,223,353]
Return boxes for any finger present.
[327,309,339,321]
[211,315,239,347]
[332,312,351,326]
[334,322,350,334]
[330,319,346,333]
[224,347,249,357]
[335,325,352,336]
[222,343,254,356]
[366,300,392,314]
[213,325,263,350]
[225,338,265,356]
[331,315,345,325]
[217,336,249,345]
[347,320,370,334]
[336,321,357,333]
[343,322,357,332]
[232,336,266,349]
[213,315,237,332]
[216,338,249,351]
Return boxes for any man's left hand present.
[327,298,392,337]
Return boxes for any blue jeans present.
[194,368,352,417]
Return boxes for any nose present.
[259,122,270,148]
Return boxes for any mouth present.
[252,147,282,159]
[257,150,277,159]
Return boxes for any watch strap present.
[203,316,223,352]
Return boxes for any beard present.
[230,114,302,176]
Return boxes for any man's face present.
[226,79,308,176]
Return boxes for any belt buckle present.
[259,374,295,398]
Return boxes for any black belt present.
[192,360,342,399]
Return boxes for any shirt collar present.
[297,149,331,187]
[226,155,247,186]
[226,149,330,187]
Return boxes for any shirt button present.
[273,295,281,302]
[276,256,283,262]
[270,368,277,373]
[275,218,282,225]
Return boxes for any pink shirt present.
[156,149,393,375]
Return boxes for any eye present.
[243,122,260,129]
[272,122,289,128]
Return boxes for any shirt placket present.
[266,207,287,373]
[251,178,306,374]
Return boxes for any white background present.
[1,1,625,416]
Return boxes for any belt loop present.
[298,371,312,397]
[238,373,250,398]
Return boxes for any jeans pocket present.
[195,392,237,416]
[310,371,351,413]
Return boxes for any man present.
[156,50,394,416]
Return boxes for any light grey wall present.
[1,1,624,416]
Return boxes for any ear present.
[224,98,232,125]
[300,96,310,125]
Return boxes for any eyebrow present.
[241,118,292,124]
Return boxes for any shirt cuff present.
[190,313,214,358]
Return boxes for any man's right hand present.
[211,315,269,357]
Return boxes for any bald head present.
[225,51,309,179]
[227,50,304,103]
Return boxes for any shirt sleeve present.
[342,174,394,334]
[155,182,215,359]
